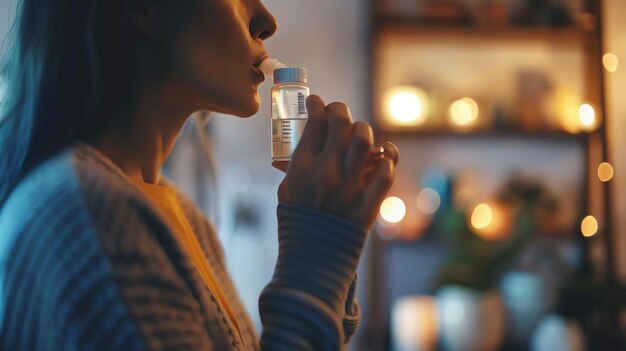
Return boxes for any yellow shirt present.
[129,178,243,341]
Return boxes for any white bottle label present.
[272,118,308,161]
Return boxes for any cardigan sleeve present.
[0,163,155,351]
[259,202,368,350]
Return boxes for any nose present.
[250,1,278,41]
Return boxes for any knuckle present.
[352,131,373,150]
[326,101,348,112]
[327,102,352,124]
[354,121,372,131]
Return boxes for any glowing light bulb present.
[385,86,428,126]
[449,97,479,127]
[579,103,597,131]
[581,215,598,237]
[416,188,441,215]
[380,196,406,224]
[603,53,619,73]
[471,203,493,230]
[598,162,614,182]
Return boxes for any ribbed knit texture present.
[0,143,365,351]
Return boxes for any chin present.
[232,93,261,118]
[199,89,261,117]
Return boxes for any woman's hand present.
[272,95,399,230]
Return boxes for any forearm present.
[259,202,368,350]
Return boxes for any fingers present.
[360,156,395,217]
[294,95,328,156]
[322,102,353,159]
[344,122,374,181]
[272,161,289,173]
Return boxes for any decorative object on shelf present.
[436,286,506,351]
[516,70,552,131]
[392,296,439,351]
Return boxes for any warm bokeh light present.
[449,97,479,127]
[598,162,614,182]
[380,196,407,224]
[581,215,599,237]
[578,103,600,132]
[550,88,583,134]
[603,53,619,73]
[578,104,594,126]
[385,86,428,125]
[392,297,438,351]
[470,202,511,241]
[471,203,493,230]
[416,188,441,215]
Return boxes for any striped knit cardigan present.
[0,142,366,350]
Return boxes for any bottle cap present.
[274,67,307,84]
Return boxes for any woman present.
[0,0,398,350]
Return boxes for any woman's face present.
[147,0,277,117]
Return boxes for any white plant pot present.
[437,286,506,351]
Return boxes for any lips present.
[253,53,269,69]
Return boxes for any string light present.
[380,196,407,224]
[598,162,614,182]
[603,53,619,73]
[581,215,599,237]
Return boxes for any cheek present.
[167,5,257,114]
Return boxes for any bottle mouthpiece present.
[259,58,287,81]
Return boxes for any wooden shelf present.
[375,129,591,141]
[373,16,595,43]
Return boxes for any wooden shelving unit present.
[359,1,615,350]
